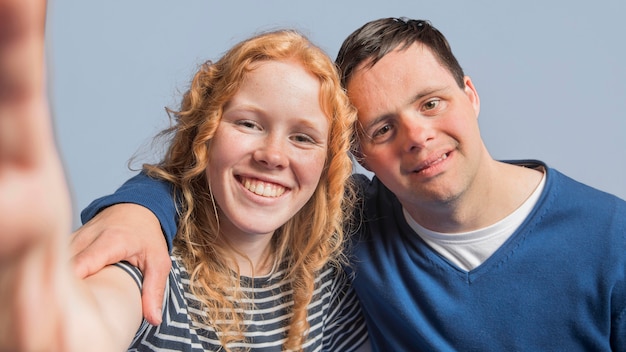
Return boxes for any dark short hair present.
[336,17,465,88]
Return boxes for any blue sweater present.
[82,161,626,351]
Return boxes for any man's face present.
[346,43,485,218]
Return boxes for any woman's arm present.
[70,174,178,325]
[80,265,144,349]
[71,202,171,325]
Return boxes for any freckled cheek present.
[293,151,327,188]
[204,140,236,182]
[204,161,223,187]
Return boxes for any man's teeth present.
[418,153,448,172]
[243,178,286,197]
[429,153,448,166]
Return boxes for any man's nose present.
[400,115,433,152]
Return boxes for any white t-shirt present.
[404,172,546,271]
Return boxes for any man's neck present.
[404,161,544,233]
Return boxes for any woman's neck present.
[222,232,276,277]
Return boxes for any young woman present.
[0,2,368,350]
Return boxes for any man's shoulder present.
[516,161,626,228]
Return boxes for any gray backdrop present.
[45,0,626,229]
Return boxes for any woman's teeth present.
[242,177,286,197]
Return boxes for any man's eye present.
[423,99,440,111]
[365,124,394,143]
[373,124,392,138]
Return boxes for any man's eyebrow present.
[405,87,445,106]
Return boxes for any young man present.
[72,18,626,351]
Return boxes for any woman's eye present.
[236,120,260,129]
[292,134,316,144]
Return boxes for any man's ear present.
[463,76,480,117]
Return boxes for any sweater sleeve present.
[80,172,178,249]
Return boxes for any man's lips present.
[413,152,449,173]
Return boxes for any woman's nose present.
[253,137,289,169]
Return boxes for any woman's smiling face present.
[206,59,329,241]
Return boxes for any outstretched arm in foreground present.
[0,0,142,350]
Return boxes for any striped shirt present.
[116,253,368,351]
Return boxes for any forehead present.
[227,60,329,129]
[234,60,321,106]
[346,43,454,117]
[347,43,452,92]
[243,60,316,90]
